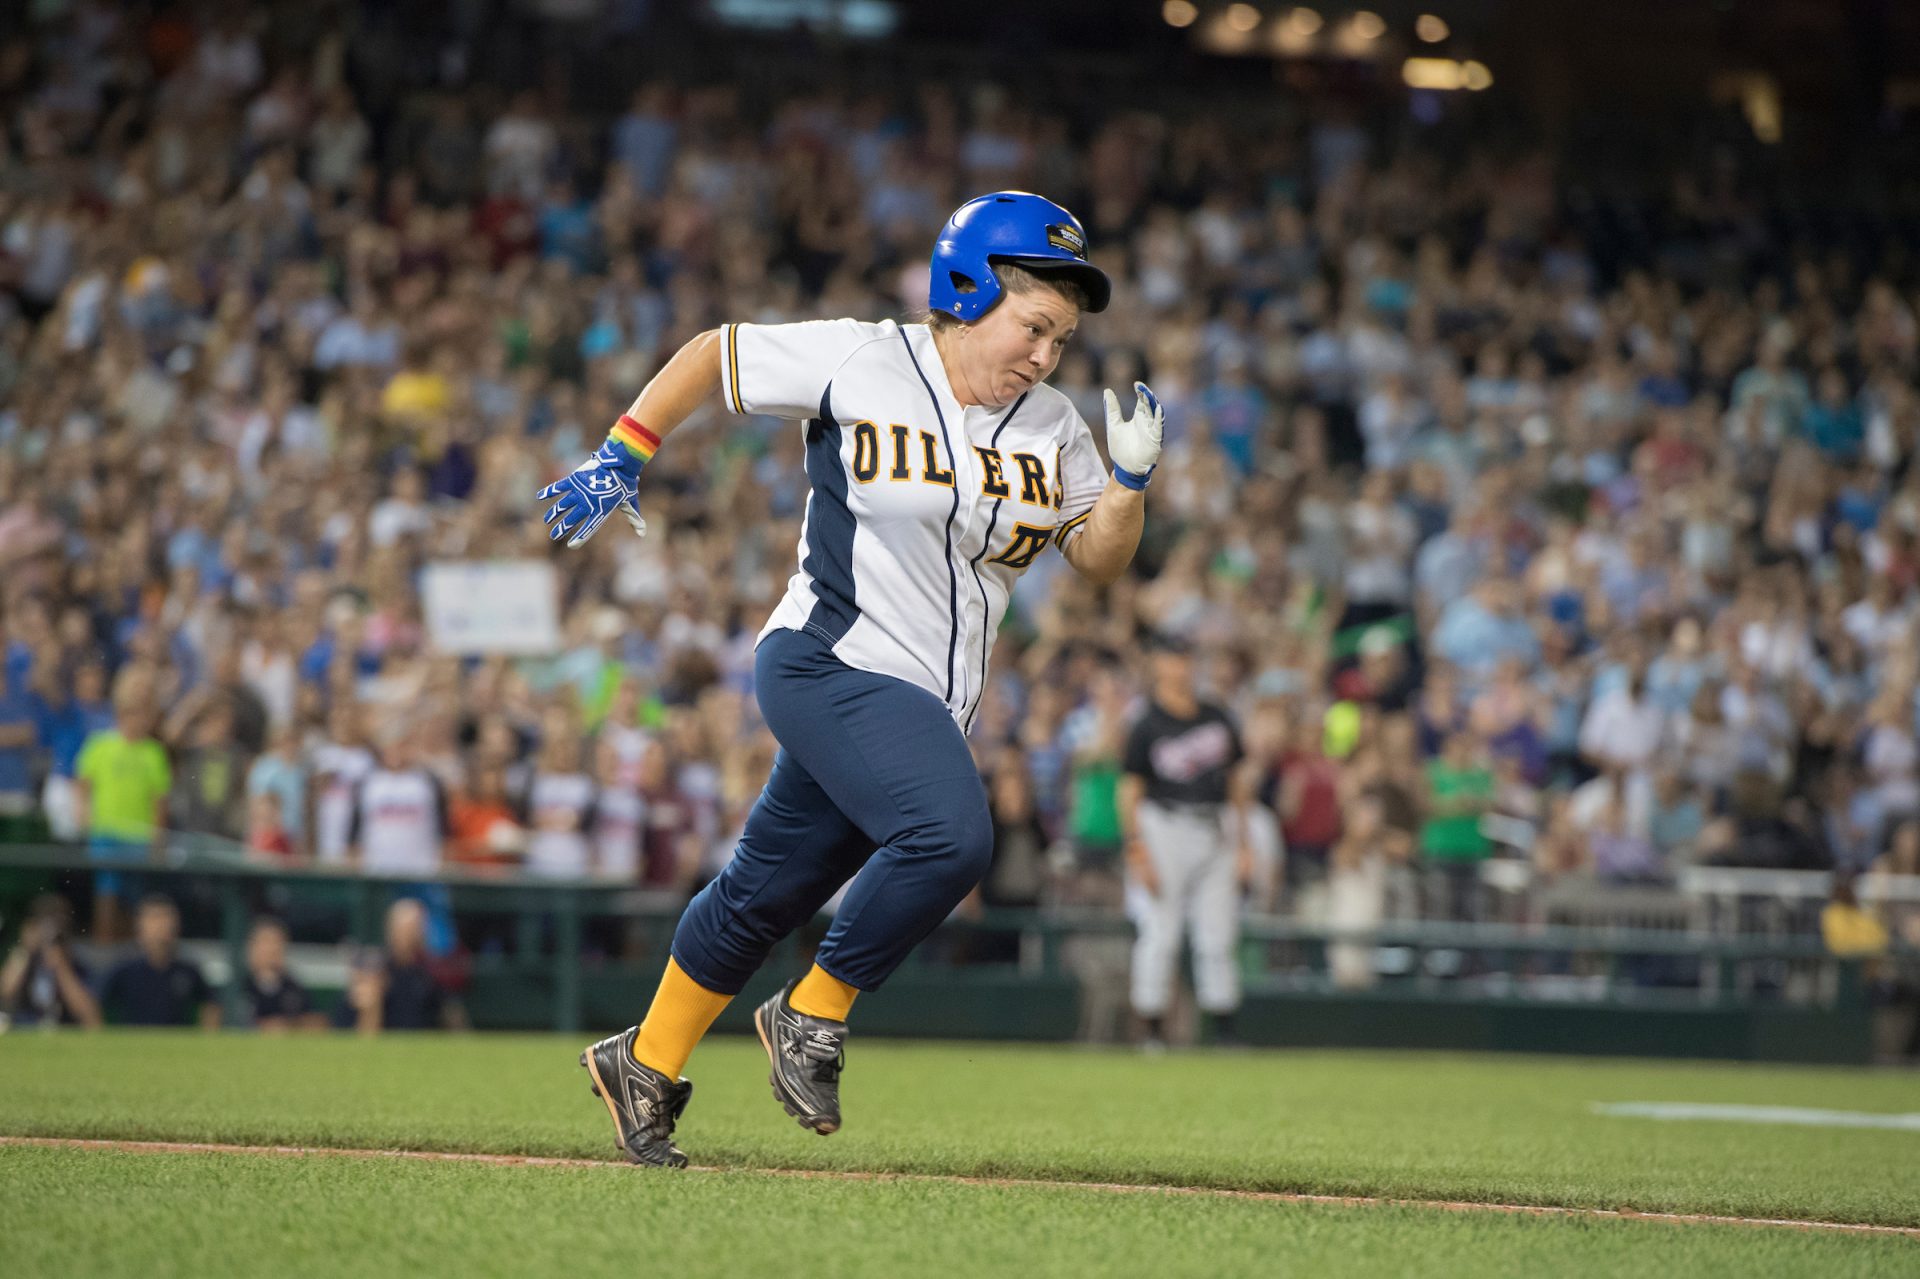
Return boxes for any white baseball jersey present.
[591,784,646,879]
[524,771,596,878]
[311,741,376,865]
[721,318,1106,730]
[347,768,447,876]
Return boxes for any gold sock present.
[632,957,733,1078]
[788,963,859,1022]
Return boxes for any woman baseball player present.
[542,192,1163,1166]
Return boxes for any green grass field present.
[3,1032,1917,1276]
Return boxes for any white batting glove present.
[1103,381,1163,489]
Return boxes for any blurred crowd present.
[3,0,1920,993]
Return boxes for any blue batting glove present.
[538,441,648,548]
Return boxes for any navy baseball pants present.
[670,626,993,994]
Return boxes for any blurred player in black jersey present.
[1121,633,1257,1050]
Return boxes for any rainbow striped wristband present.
[608,415,661,466]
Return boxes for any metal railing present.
[4,843,1911,1033]
[0,842,687,1031]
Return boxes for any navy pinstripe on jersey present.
[897,330,965,703]
[963,394,1027,733]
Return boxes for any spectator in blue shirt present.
[1636,341,1691,409]
[1414,507,1491,621]
[537,179,599,273]
[0,661,37,845]
[612,85,679,198]
[0,599,41,691]
[1802,366,1864,461]
[1,638,30,693]
[27,654,113,841]
[246,722,309,857]
[1201,354,1268,476]
[1433,578,1541,680]
[313,290,401,371]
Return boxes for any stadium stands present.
[0,1,1917,1044]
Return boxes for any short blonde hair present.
[111,665,156,718]
[921,261,1089,332]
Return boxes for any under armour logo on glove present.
[538,440,648,548]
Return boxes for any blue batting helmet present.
[929,191,1111,322]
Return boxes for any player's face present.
[966,289,1080,408]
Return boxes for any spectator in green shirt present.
[1064,672,1131,897]
[75,673,172,942]
[1420,731,1495,920]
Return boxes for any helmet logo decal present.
[1045,224,1087,259]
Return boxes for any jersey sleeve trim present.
[722,323,745,413]
[720,320,902,419]
[1053,507,1093,548]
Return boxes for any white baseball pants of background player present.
[1127,799,1241,1018]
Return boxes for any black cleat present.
[753,980,847,1135]
[579,1026,694,1167]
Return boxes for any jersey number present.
[987,522,1055,571]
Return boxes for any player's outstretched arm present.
[1060,477,1145,586]
[623,328,724,441]
[538,329,724,547]
[1061,382,1162,586]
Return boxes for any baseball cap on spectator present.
[1358,628,1399,660]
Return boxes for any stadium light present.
[1402,57,1464,90]
[1285,6,1323,35]
[1401,56,1492,91]
[1199,5,1261,53]
[1162,0,1198,28]
[1332,9,1384,57]
[1416,13,1449,42]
